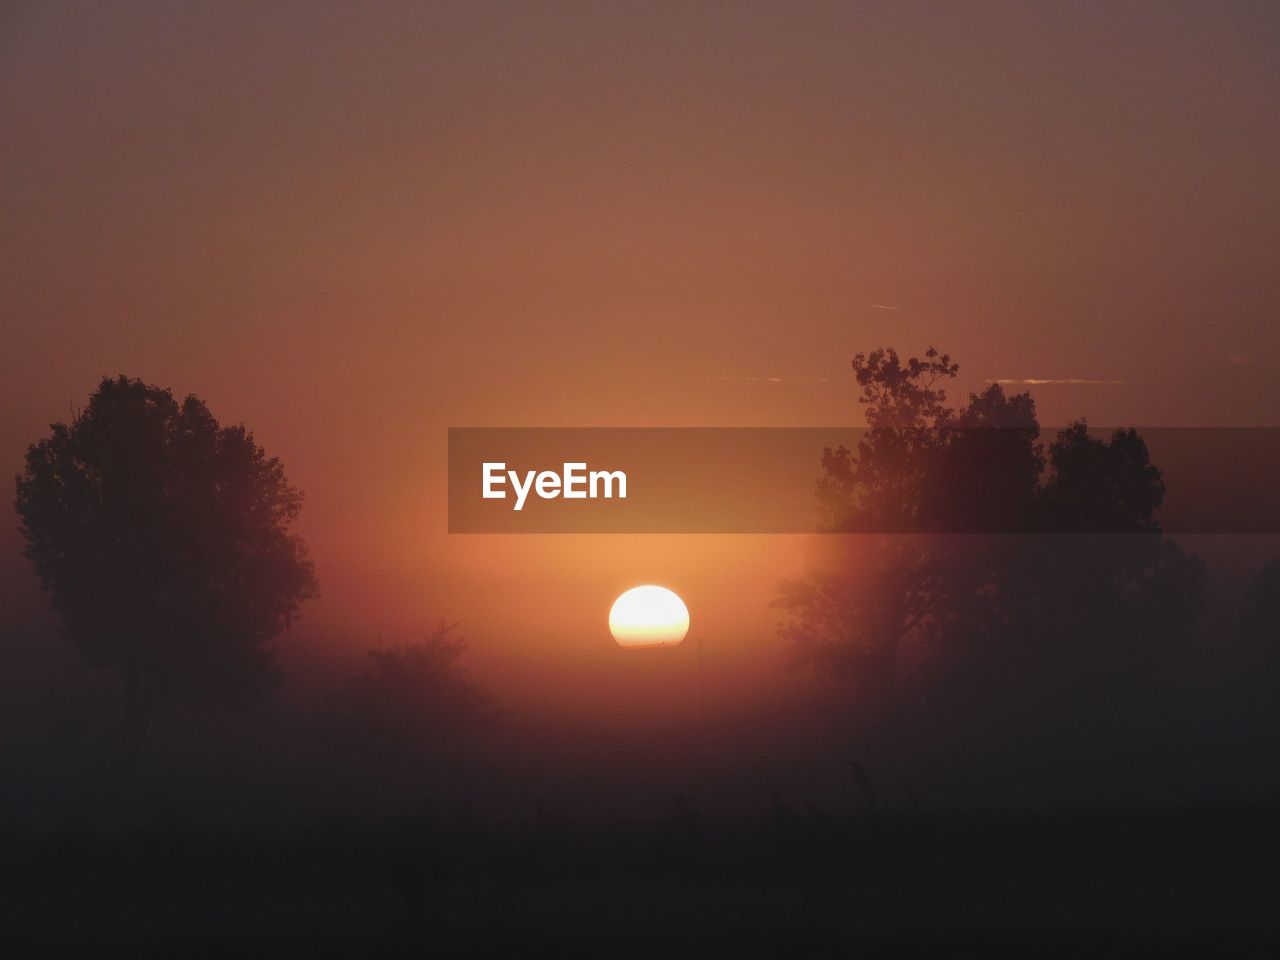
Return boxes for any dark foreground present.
[4,803,1279,956]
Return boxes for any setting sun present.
[609,585,690,648]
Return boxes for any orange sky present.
[3,2,1279,713]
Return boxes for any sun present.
[609,585,690,648]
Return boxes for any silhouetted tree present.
[1040,422,1164,533]
[776,347,1204,707]
[329,622,493,752]
[779,349,1043,700]
[1018,423,1206,661]
[15,375,318,772]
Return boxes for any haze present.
[3,1,1279,721]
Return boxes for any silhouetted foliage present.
[776,348,1205,701]
[1041,422,1165,533]
[329,622,493,750]
[14,375,318,769]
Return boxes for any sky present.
[2,1,1279,713]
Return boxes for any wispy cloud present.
[987,377,1128,386]
[868,303,906,313]
[715,375,830,384]
[1228,355,1280,370]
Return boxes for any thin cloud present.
[868,303,906,313]
[987,377,1129,386]
[715,375,830,384]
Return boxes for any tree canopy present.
[776,348,1205,696]
[15,376,318,743]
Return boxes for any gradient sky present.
[3,1,1279,712]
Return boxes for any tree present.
[780,349,1044,703]
[15,375,318,771]
[328,622,493,753]
[1040,422,1164,534]
[776,347,1204,704]
[1020,422,1205,661]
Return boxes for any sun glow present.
[609,585,690,648]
